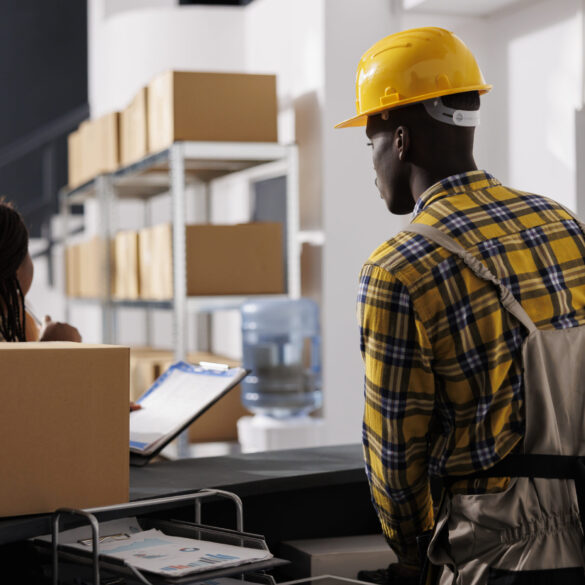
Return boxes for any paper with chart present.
[130,361,247,455]
[36,518,272,578]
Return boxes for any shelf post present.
[96,175,116,344]
[170,142,190,458]
[286,145,301,298]
[59,189,71,325]
[170,142,188,363]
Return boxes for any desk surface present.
[0,444,367,545]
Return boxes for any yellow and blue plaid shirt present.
[358,170,585,565]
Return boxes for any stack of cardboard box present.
[66,221,284,300]
[67,70,278,188]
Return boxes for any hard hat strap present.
[422,97,480,127]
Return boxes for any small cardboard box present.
[0,342,130,517]
[72,237,115,299]
[114,230,140,299]
[138,224,173,300]
[279,534,397,580]
[67,129,82,189]
[78,237,105,298]
[138,222,284,300]
[147,71,278,153]
[67,113,120,186]
[129,348,250,442]
[82,112,120,181]
[120,87,148,166]
[65,244,81,297]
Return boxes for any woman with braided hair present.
[0,200,81,342]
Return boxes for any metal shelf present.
[61,140,300,372]
[63,142,294,201]
[68,294,289,313]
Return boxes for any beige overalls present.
[406,223,585,585]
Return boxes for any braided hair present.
[0,201,29,341]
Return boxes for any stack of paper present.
[38,518,272,579]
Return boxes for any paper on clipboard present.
[130,361,247,455]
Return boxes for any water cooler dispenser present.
[237,298,325,452]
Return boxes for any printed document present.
[37,518,272,578]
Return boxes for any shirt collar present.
[412,170,500,219]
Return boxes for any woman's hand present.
[39,315,82,342]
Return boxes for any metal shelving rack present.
[60,140,300,364]
[46,489,283,585]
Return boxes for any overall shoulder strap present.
[404,223,536,333]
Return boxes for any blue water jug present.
[241,298,322,418]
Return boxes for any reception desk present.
[0,444,378,553]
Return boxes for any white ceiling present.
[402,0,533,17]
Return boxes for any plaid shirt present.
[358,170,585,565]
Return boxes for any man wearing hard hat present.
[337,27,585,585]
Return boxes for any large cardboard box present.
[279,535,397,580]
[114,230,140,299]
[0,342,130,517]
[139,222,284,300]
[147,71,278,153]
[185,223,284,295]
[120,87,148,166]
[129,348,250,442]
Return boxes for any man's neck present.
[411,161,478,203]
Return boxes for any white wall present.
[321,0,398,444]
[89,3,246,116]
[486,0,582,209]
[246,0,325,230]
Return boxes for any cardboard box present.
[114,230,140,299]
[91,112,120,176]
[279,534,397,580]
[64,237,114,299]
[67,129,82,189]
[129,347,250,442]
[185,223,284,295]
[147,71,278,153]
[0,342,130,517]
[67,113,120,187]
[138,224,173,300]
[65,244,81,297]
[120,87,148,166]
[139,222,284,300]
[78,237,109,298]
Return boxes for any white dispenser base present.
[237,415,325,453]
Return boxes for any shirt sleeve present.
[358,262,436,566]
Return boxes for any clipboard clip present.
[198,361,230,372]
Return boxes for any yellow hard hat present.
[335,27,492,128]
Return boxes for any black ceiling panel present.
[179,0,255,5]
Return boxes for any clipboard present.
[130,361,248,466]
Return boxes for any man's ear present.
[395,125,410,161]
